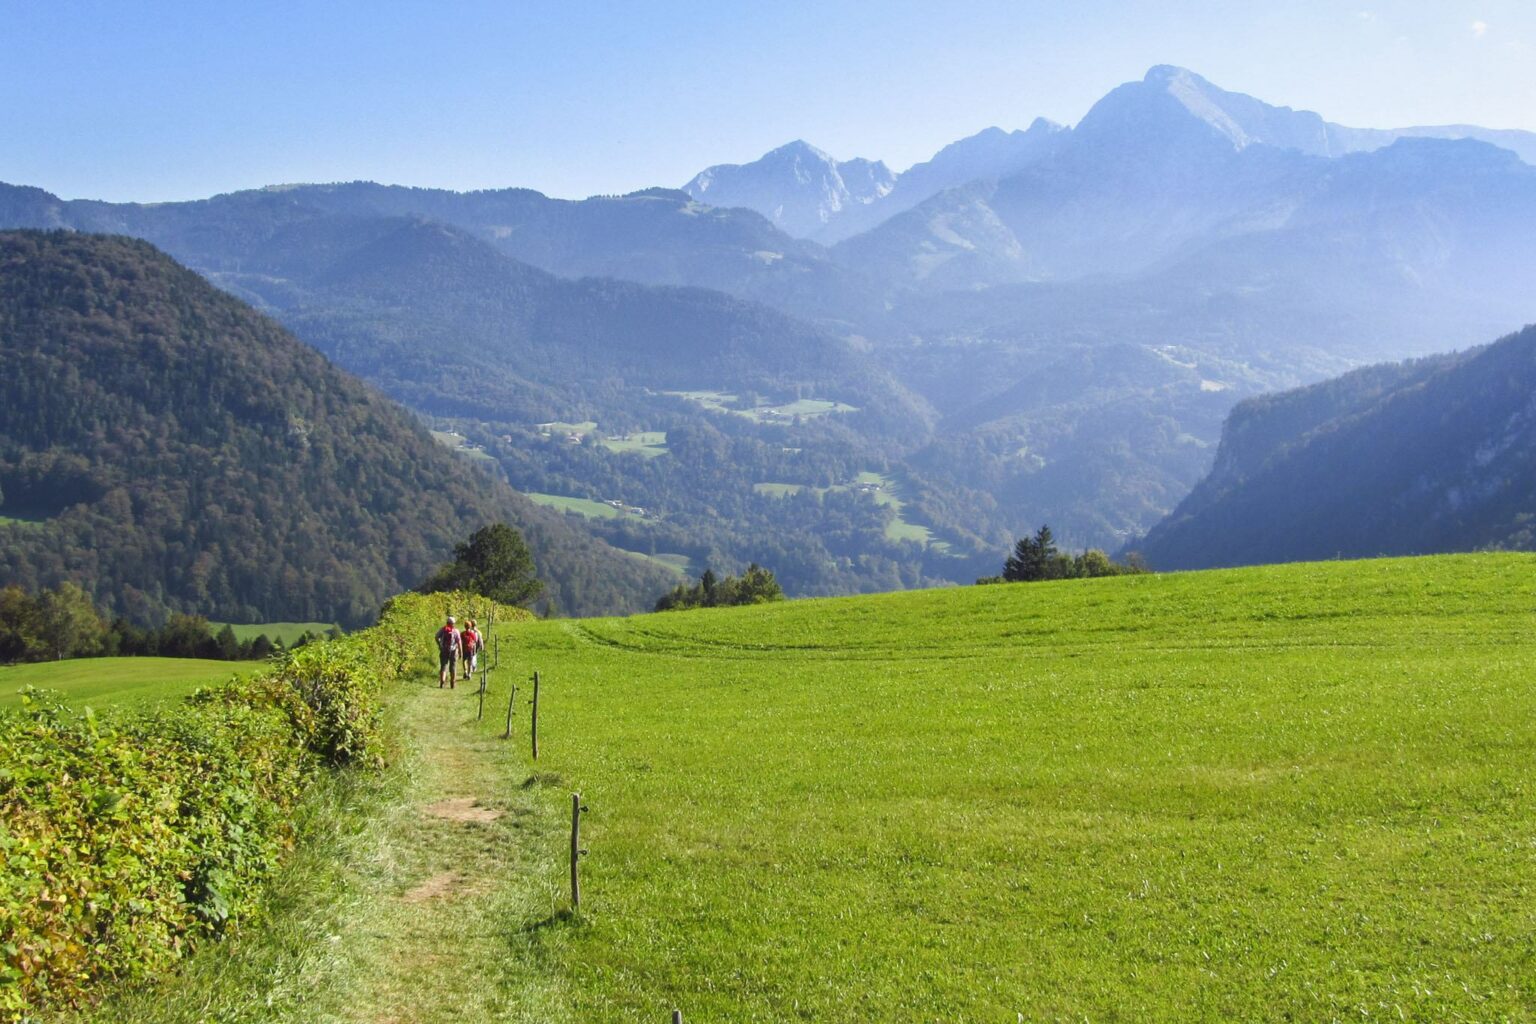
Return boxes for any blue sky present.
[4,0,1533,201]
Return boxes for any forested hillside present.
[0,231,673,624]
[1136,325,1536,568]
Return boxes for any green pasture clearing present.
[598,431,668,458]
[470,553,1536,1021]
[616,549,691,577]
[430,429,494,462]
[663,389,859,423]
[535,420,598,436]
[754,471,950,550]
[210,621,334,645]
[525,493,624,519]
[0,511,45,528]
[0,657,264,710]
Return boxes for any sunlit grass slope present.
[0,657,263,709]
[493,553,1536,1022]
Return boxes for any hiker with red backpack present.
[435,615,462,688]
[461,618,481,680]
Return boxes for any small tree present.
[214,623,241,661]
[38,583,107,661]
[420,523,544,607]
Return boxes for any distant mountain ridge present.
[684,140,895,239]
[1135,324,1536,568]
[678,65,1536,244]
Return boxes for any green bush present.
[0,590,525,1018]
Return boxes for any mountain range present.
[4,64,1536,589]
[687,65,1536,247]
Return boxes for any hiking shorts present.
[440,651,458,670]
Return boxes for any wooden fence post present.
[503,682,517,740]
[531,671,540,760]
[477,671,486,721]
[570,792,586,909]
[672,1011,683,1024]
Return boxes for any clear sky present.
[4,0,1533,202]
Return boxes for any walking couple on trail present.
[435,615,483,688]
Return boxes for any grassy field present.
[599,431,668,458]
[535,420,598,436]
[430,429,494,462]
[665,390,859,423]
[210,621,335,645]
[464,553,1536,1021]
[754,471,950,550]
[616,549,691,576]
[525,493,625,519]
[0,657,264,710]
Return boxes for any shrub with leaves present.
[0,589,525,1018]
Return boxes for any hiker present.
[461,618,481,680]
[435,615,462,688]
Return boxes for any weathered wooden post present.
[672,1011,683,1024]
[476,671,486,721]
[570,792,586,909]
[503,681,518,740]
[530,670,540,760]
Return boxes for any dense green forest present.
[0,231,672,625]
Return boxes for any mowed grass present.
[0,657,264,709]
[483,554,1536,1021]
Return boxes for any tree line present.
[654,565,785,612]
[0,582,330,664]
[980,525,1148,584]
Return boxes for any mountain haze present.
[1137,325,1536,568]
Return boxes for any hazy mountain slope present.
[836,66,1536,294]
[0,230,673,623]
[683,140,895,238]
[1136,326,1536,568]
[815,119,1066,244]
[0,181,883,330]
[258,218,915,428]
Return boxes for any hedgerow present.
[0,590,524,1019]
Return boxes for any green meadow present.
[0,657,264,710]
[665,389,859,422]
[210,621,335,645]
[600,431,669,458]
[525,493,626,519]
[755,471,949,550]
[468,553,1536,1021]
